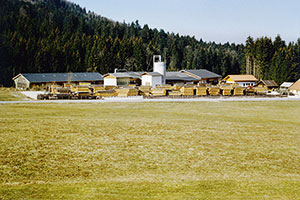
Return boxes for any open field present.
[0,101,299,199]
[0,89,29,101]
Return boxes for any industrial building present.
[12,72,103,89]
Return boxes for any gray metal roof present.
[106,72,141,79]
[141,72,163,76]
[166,71,199,81]
[15,72,103,83]
[184,69,222,79]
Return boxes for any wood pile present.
[233,87,244,96]
[139,86,152,96]
[180,86,194,96]
[105,86,117,90]
[208,86,220,96]
[75,85,91,96]
[96,90,117,97]
[151,88,166,96]
[79,82,91,86]
[156,85,172,90]
[246,87,255,95]
[255,87,267,95]
[168,91,183,96]
[195,87,207,96]
[49,85,59,94]
[220,86,232,96]
[115,88,138,97]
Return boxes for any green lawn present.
[0,102,299,199]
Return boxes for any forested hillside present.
[0,0,299,86]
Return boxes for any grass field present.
[0,101,299,199]
[0,89,28,101]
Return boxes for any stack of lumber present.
[195,86,207,96]
[96,90,117,97]
[105,86,117,90]
[156,85,172,90]
[49,85,59,94]
[180,86,194,96]
[168,91,183,96]
[139,86,152,96]
[208,86,220,96]
[151,88,167,96]
[220,85,233,96]
[172,85,182,91]
[63,83,72,88]
[79,82,91,86]
[91,85,105,96]
[115,88,138,97]
[56,87,72,94]
[255,87,267,95]
[75,85,91,96]
[233,87,244,96]
[246,86,255,95]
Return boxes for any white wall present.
[104,78,117,86]
[142,75,162,88]
[236,82,256,87]
[152,76,162,88]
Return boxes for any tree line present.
[0,0,299,86]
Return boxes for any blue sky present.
[69,0,300,44]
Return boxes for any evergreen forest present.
[1,0,300,86]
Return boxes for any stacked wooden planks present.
[233,87,244,96]
[96,90,117,97]
[91,85,106,97]
[151,88,167,96]
[75,85,91,96]
[180,86,194,96]
[139,86,152,96]
[255,87,267,95]
[168,91,183,96]
[115,88,139,97]
[156,85,173,90]
[220,85,233,96]
[195,86,207,96]
[208,86,220,96]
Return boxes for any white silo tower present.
[153,55,166,84]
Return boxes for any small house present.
[12,72,103,90]
[280,82,294,94]
[289,79,300,95]
[255,80,278,92]
[141,72,163,88]
[222,75,258,87]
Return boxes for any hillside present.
[0,0,244,86]
[0,0,300,86]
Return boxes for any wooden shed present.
[255,80,278,92]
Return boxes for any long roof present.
[13,72,103,83]
[166,71,199,81]
[226,75,258,82]
[104,72,142,79]
[184,69,222,79]
[290,79,300,90]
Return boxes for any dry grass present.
[0,101,299,199]
[0,88,28,101]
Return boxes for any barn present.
[12,72,103,90]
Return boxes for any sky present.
[69,0,300,44]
